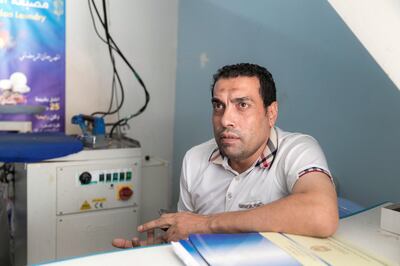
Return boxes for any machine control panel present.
[77,169,133,185]
[56,159,141,215]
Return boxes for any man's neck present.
[228,141,268,174]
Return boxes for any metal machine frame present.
[14,144,141,265]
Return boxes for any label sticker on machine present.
[80,200,92,211]
[92,198,107,209]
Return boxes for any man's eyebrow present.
[232,97,253,103]
[211,97,254,104]
[211,97,222,103]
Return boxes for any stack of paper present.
[172,204,399,266]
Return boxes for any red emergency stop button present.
[119,186,133,201]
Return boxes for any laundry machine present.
[13,137,141,265]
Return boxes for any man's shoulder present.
[277,127,320,147]
[185,138,217,160]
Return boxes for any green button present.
[113,173,118,181]
[99,174,105,182]
[119,172,125,181]
[126,171,132,181]
[106,173,112,182]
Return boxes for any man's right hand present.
[112,211,210,248]
[112,229,164,248]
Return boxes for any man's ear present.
[267,101,278,127]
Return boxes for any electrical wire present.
[88,0,124,117]
[88,0,118,116]
[89,0,150,118]
[87,0,150,136]
[87,0,115,49]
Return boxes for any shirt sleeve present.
[282,135,332,192]
[177,152,194,212]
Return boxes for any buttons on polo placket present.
[227,192,233,200]
[225,191,233,211]
[225,173,241,210]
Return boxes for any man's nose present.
[220,106,235,128]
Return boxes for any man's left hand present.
[139,212,211,242]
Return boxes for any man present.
[113,63,338,248]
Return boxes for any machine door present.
[56,207,138,258]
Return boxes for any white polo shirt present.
[177,127,332,214]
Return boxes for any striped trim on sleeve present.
[298,167,332,181]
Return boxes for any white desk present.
[38,204,400,266]
[334,203,400,265]
[37,244,182,266]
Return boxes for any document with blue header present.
[172,232,393,266]
[172,204,397,266]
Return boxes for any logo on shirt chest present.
[238,200,264,209]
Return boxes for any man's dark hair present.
[211,63,276,108]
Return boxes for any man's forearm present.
[207,191,338,237]
[139,173,338,241]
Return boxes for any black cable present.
[102,0,125,116]
[90,0,148,92]
[88,0,122,117]
[87,0,150,136]
[91,74,116,116]
[88,0,111,47]
[92,0,149,106]
[89,0,116,117]
[89,0,124,116]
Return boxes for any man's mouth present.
[220,132,240,144]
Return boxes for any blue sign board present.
[0,0,65,132]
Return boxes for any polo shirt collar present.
[209,127,278,170]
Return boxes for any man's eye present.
[238,102,249,109]
[213,102,223,110]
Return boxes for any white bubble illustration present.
[0,71,31,105]
[0,79,12,91]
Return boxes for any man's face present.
[212,76,277,165]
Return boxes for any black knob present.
[79,172,92,185]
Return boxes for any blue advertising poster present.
[0,0,65,132]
